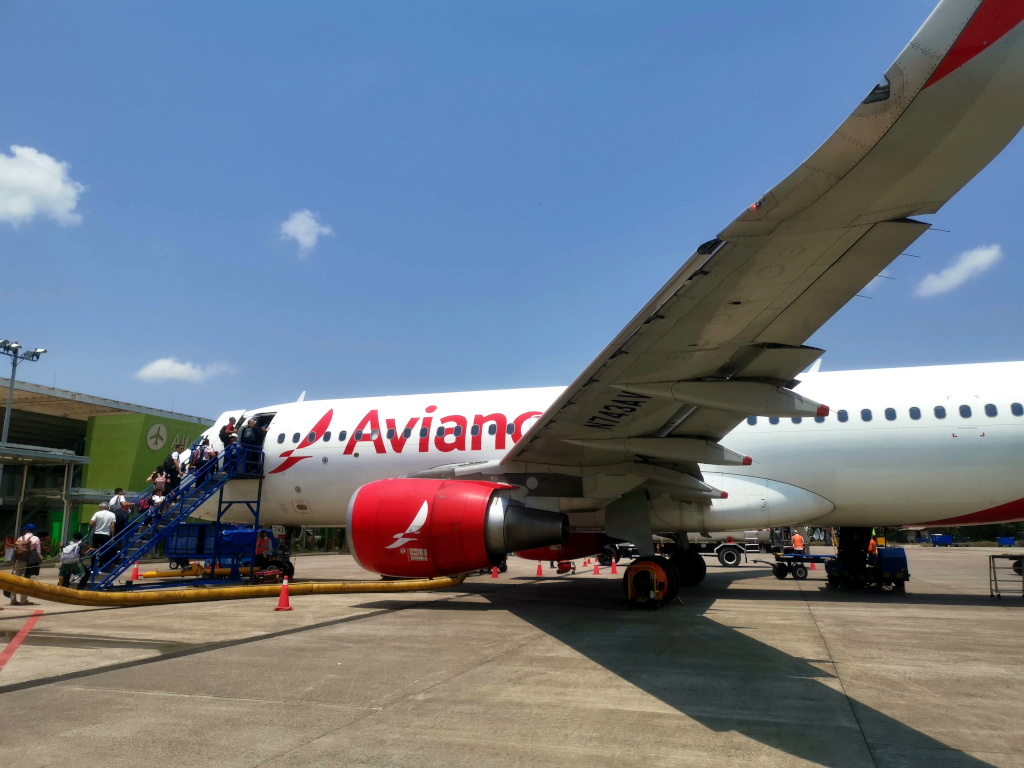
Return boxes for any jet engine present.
[346,478,568,578]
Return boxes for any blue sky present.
[1,1,1021,419]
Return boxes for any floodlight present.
[32,348,46,355]
[8,342,21,351]
[0,340,9,348]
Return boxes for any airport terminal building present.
[0,377,212,545]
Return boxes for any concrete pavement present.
[0,546,1021,767]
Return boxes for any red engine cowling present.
[346,478,568,578]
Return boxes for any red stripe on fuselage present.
[920,496,1024,526]
[924,0,1024,88]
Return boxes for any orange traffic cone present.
[129,561,140,581]
[583,558,590,566]
[593,562,600,575]
[274,576,294,611]
[810,562,817,570]
[610,560,618,575]
[535,563,543,577]
[491,566,500,579]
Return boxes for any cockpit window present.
[863,75,890,104]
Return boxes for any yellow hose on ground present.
[0,571,467,607]
[142,565,239,578]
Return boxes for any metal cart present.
[988,554,1023,599]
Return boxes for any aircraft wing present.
[501,0,1024,484]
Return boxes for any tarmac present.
[0,546,1021,767]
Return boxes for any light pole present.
[0,340,47,506]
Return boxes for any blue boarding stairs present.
[88,443,265,590]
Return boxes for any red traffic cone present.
[129,561,140,581]
[810,562,817,570]
[583,558,590,566]
[610,560,618,575]
[535,562,543,577]
[274,576,294,611]
[491,566,500,579]
[593,562,600,575]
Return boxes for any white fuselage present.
[199,362,1024,530]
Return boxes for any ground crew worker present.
[867,536,878,564]
[791,530,805,554]
[254,530,272,568]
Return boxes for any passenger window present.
[934,406,946,420]
[506,424,515,435]
[292,433,300,444]
[488,424,497,435]
[323,431,331,442]
[419,427,428,438]
[837,410,848,423]
[861,409,872,422]
[307,432,317,443]
[791,417,802,424]
[470,424,480,436]
[338,430,347,441]
[769,417,780,425]
[277,433,285,444]
[370,429,379,439]
[453,425,463,437]
[403,428,412,439]
[386,429,396,439]
[746,416,757,426]
[959,405,972,419]
[985,404,997,417]
[436,426,445,437]
[909,407,921,420]
[884,408,896,421]
[1013,403,1023,417]
[814,416,825,423]
[354,430,363,440]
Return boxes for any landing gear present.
[669,548,707,587]
[622,555,679,609]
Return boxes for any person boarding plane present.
[193,0,1024,606]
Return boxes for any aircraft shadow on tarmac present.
[359,568,997,768]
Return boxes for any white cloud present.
[915,244,1003,297]
[0,145,85,226]
[135,357,235,384]
[280,209,332,256]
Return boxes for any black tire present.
[717,546,742,568]
[791,564,808,580]
[773,563,789,580]
[1012,559,1022,576]
[498,562,508,573]
[622,555,679,607]
[669,548,707,588]
[597,551,613,567]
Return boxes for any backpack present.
[164,454,178,474]
[218,425,230,444]
[13,536,31,560]
[60,541,80,564]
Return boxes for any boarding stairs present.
[89,443,264,590]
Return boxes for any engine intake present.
[346,478,568,578]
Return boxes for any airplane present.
[192,0,1024,606]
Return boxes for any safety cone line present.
[274,576,294,611]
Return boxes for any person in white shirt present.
[109,488,131,514]
[89,502,117,572]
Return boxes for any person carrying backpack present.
[10,523,41,605]
[58,532,90,589]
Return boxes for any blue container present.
[930,534,953,546]
[997,537,1016,547]
[877,547,909,580]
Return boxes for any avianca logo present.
[385,500,429,549]
[268,408,334,474]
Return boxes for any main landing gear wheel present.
[669,548,707,588]
[773,563,789,580]
[622,555,679,608]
